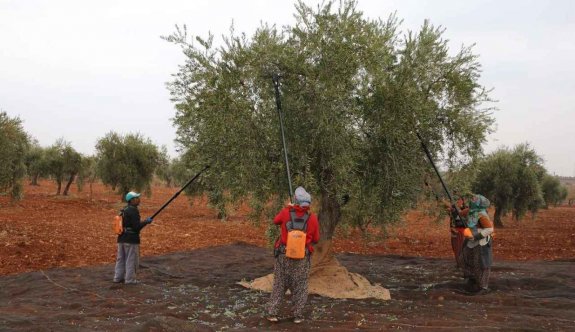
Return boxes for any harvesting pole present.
[415,131,465,227]
[150,165,210,219]
[272,74,294,201]
[416,132,454,203]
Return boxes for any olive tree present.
[540,174,568,207]
[25,142,49,186]
[44,141,65,194]
[0,111,29,200]
[473,144,545,226]
[62,146,82,196]
[44,139,82,195]
[155,146,173,187]
[77,155,98,198]
[95,132,160,201]
[166,0,493,287]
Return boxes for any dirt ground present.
[1,181,574,331]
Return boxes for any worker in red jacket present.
[266,186,320,324]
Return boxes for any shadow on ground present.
[1,243,574,331]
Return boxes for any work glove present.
[145,217,153,224]
[463,227,484,240]
[471,227,484,240]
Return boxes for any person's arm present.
[469,214,493,240]
[125,208,151,232]
[477,214,494,238]
[136,212,153,231]
[311,215,320,244]
[273,207,287,225]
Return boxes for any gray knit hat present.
[294,186,311,207]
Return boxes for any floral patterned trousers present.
[267,253,311,318]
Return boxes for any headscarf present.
[467,194,490,228]
[294,186,311,207]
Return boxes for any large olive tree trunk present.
[309,192,341,274]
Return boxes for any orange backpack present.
[113,209,125,235]
[285,209,309,259]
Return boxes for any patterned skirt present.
[463,241,493,289]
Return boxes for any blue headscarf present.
[467,194,490,228]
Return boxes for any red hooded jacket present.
[273,205,320,253]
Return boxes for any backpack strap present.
[287,208,309,232]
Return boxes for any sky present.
[1,0,574,175]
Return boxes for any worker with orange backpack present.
[113,191,153,284]
[266,186,320,324]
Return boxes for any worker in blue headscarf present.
[461,194,494,294]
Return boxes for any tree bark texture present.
[62,173,76,196]
[494,206,505,228]
[30,174,40,186]
[317,192,341,241]
[56,180,62,195]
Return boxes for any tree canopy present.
[0,111,29,200]
[77,155,98,195]
[95,132,160,200]
[44,139,83,195]
[155,146,174,187]
[166,0,494,242]
[24,141,49,186]
[540,174,568,207]
[473,144,545,226]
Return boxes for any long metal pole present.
[416,132,454,204]
[272,74,294,200]
[415,131,467,229]
[150,165,210,219]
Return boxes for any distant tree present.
[560,186,569,206]
[44,139,82,195]
[95,132,160,201]
[567,184,575,206]
[61,146,82,196]
[44,141,66,194]
[166,0,494,284]
[168,156,189,187]
[94,132,122,192]
[0,111,29,200]
[156,146,173,187]
[540,174,568,207]
[25,141,49,185]
[473,144,545,227]
[77,155,98,198]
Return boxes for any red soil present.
[1,180,573,276]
